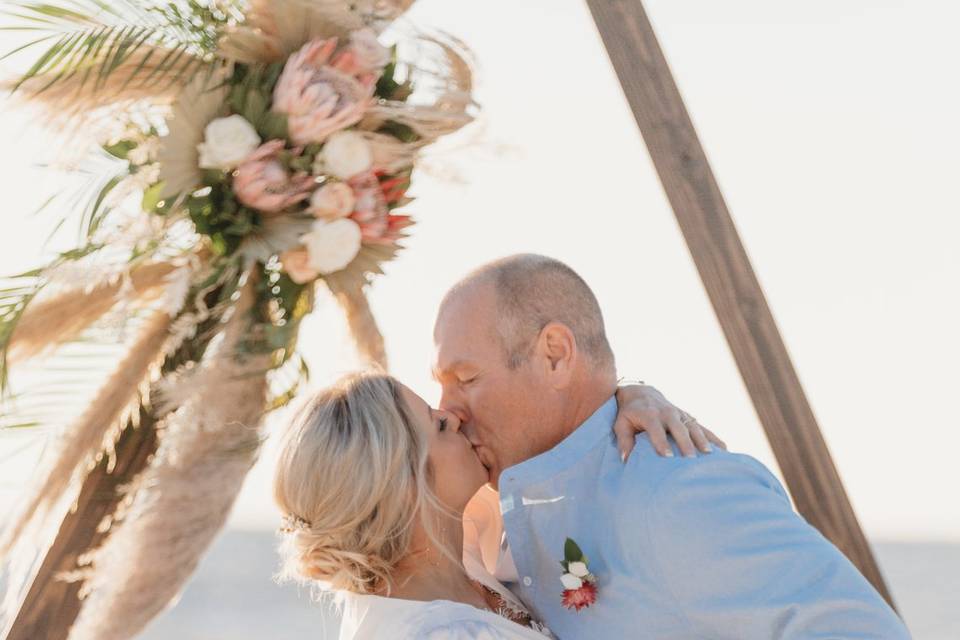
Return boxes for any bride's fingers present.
[666,411,697,458]
[686,421,714,453]
[612,414,637,462]
[701,425,727,450]
[612,411,672,462]
[642,420,672,459]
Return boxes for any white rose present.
[320,131,373,179]
[568,561,589,578]
[309,182,356,219]
[302,218,362,274]
[560,573,583,590]
[197,115,261,169]
[349,28,391,72]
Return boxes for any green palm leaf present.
[0,1,236,104]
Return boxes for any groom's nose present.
[439,389,472,428]
[438,386,460,415]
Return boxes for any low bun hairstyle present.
[272,371,450,594]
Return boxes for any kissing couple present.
[272,254,909,639]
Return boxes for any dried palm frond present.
[0,1,230,128]
[155,68,230,199]
[67,270,272,640]
[355,129,421,172]
[218,0,416,64]
[324,242,402,293]
[0,309,173,559]
[369,28,477,144]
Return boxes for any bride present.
[272,371,721,638]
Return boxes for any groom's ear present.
[537,322,577,388]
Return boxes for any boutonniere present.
[559,537,598,611]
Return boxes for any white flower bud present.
[197,115,261,169]
[568,561,589,578]
[560,573,583,590]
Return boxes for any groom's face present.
[433,284,550,488]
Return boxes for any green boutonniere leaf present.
[564,537,584,563]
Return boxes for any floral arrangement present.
[0,2,473,638]
[560,537,599,611]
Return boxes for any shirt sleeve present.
[641,454,911,639]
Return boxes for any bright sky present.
[0,0,957,543]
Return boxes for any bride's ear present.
[536,322,577,388]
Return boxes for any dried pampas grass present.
[326,278,388,368]
[66,271,272,640]
[0,309,173,560]
[7,260,178,366]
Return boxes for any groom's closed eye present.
[456,369,481,385]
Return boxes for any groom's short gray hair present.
[451,254,614,370]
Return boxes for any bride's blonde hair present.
[273,370,453,594]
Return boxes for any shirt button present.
[522,576,532,586]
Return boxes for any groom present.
[433,254,909,638]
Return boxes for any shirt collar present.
[498,394,618,494]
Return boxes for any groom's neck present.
[550,372,618,447]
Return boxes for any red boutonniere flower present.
[559,537,598,611]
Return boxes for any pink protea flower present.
[329,29,391,76]
[561,581,598,612]
[347,170,389,241]
[233,140,316,214]
[272,37,377,146]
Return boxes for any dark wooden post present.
[584,0,895,607]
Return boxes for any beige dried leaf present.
[155,70,231,199]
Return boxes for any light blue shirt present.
[498,395,910,639]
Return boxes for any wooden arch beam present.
[584,0,895,607]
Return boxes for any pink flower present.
[333,29,391,76]
[233,140,315,214]
[344,171,413,245]
[347,171,390,242]
[279,247,319,284]
[561,582,598,612]
[272,37,377,146]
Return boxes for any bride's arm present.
[614,382,727,461]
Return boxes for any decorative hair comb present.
[279,513,311,533]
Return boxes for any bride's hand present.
[614,383,727,462]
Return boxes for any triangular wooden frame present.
[584,0,894,607]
